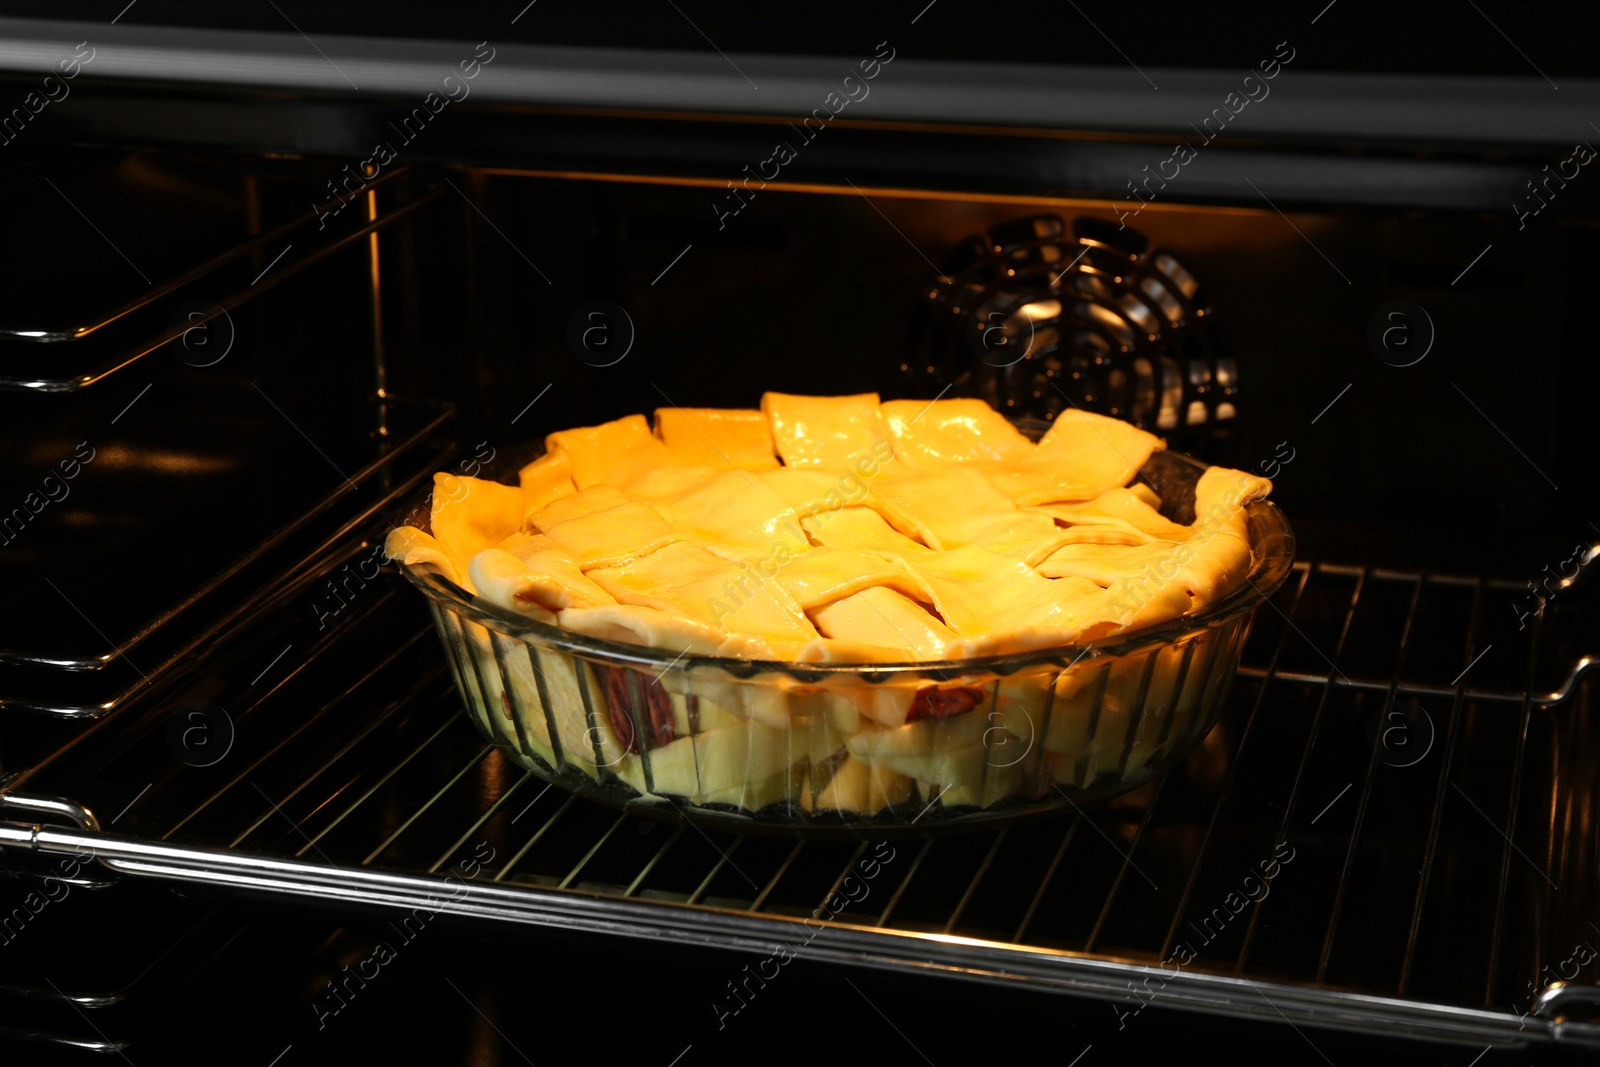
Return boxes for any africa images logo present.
[1366,300,1434,367]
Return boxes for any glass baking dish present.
[393,443,1294,835]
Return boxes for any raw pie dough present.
[388,394,1273,815]
[392,393,1271,661]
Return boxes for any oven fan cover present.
[905,215,1237,443]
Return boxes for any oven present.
[2,5,1598,1063]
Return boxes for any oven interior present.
[2,137,1598,1057]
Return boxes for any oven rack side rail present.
[0,816,1582,1051]
[0,395,453,682]
[1234,554,1600,711]
[0,166,415,346]
[0,880,241,1056]
[0,175,441,393]
[0,408,456,728]
[0,1025,128,1055]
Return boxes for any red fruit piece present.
[602,667,637,753]
[601,666,678,753]
[643,678,677,749]
[906,685,987,721]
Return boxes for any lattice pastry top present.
[386,393,1272,663]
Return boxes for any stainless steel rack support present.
[0,816,1581,1050]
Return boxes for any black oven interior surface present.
[3,10,1600,1063]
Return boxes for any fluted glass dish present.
[395,443,1293,835]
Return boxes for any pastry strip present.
[762,391,892,469]
[879,396,1033,468]
[654,406,780,470]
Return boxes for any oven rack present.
[0,396,455,720]
[0,167,410,346]
[0,881,240,1055]
[1,546,1595,1049]
[1235,559,1600,707]
[0,170,440,393]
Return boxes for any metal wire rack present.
[1,543,1595,1049]
[0,878,235,1054]
[0,398,453,721]
[0,169,440,393]
[0,157,456,730]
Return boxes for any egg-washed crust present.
[384,394,1272,662]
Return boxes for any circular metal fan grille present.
[901,215,1238,440]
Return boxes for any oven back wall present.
[2,146,1584,608]
[404,171,1592,574]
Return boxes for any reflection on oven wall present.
[406,171,1592,575]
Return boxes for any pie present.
[389,393,1275,818]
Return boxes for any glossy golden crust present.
[386,395,1272,662]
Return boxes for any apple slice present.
[495,634,556,764]
[859,742,987,788]
[702,766,802,810]
[644,719,803,798]
[931,757,1027,808]
[844,704,990,760]
[812,756,913,814]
